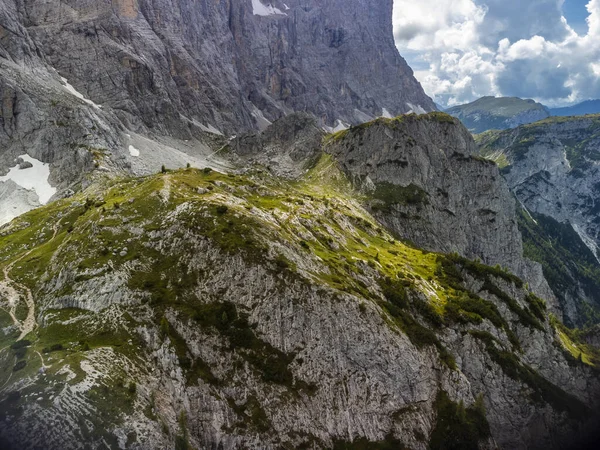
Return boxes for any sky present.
[393,0,600,107]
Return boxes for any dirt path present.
[36,350,50,370]
[160,174,171,204]
[0,220,63,341]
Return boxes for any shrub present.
[429,390,490,450]
[215,205,228,215]
[13,360,26,372]
[10,340,31,350]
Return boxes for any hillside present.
[447,97,550,134]
[0,114,598,449]
[477,115,600,326]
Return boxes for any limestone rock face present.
[0,0,434,223]
[230,113,325,178]
[2,0,434,135]
[326,114,558,309]
[477,116,600,326]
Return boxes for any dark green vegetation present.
[435,253,544,335]
[371,182,429,212]
[429,391,490,450]
[332,435,408,450]
[518,209,600,327]
[468,330,589,419]
[378,278,455,369]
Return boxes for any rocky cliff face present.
[0,0,434,224]
[477,116,600,326]
[447,97,550,134]
[2,0,433,135]
[326,113,558,311]
[0,140,598,449]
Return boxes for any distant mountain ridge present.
[550,100,600,117]
[446,96,550,134]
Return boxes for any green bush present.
[429,390,490,450]
[215,205,229,215]
[332,434,408,450]
[13,360,26,372]
[469,330,589,419]
[10,340,31,350]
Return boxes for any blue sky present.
[563,0,590,34]
[393,0,600,107]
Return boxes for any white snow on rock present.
[323,120,350,134]
[252,0,287,16]
[572,222,600,263]
[0,155,56,204]
[199,123,224,136]
[61,77,101,109]
[332,120,349,132]
[354,109,374,124]
[0,155,56,226]
[128,145,140,157]
[251,107,273,131]
[406,103,427,115]
[381,108,394,119]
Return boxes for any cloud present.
[393,0,600,106]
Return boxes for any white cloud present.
[394,0,600,107]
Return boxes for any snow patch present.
[381,108,394,119]
[518,199,538,225]
[199,123,224,136]
[354,109,374,123]
[406,103,427,115]
[0,155,56,204]
[332,120,349,132]
[128,145,140,157]
[323,120,349,133]
[252,0,287,16]
[61,77,101,109]
[251,107,273,131]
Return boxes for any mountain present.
[550,100,600,117]
[0,113,598,450]
[1,2,600,449]
[0,0,435,227]
[477,115,600,327]
[446,97,550,134]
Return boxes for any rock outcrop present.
[326,113,558,310]
[477,115,600,326]
[1,0,434,135]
